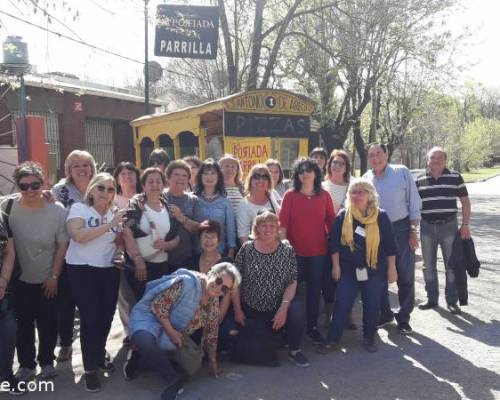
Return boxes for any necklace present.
[203,192,218,201]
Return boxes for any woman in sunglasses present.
[321,178,397,353]
[125,263,241,400]
[320,149,356,329]
[65,173,126,392]
[279,158,336,347]
[236,164,280,245]
[122,168,180,301]
[0,162,68,383]
[51,150,97,363]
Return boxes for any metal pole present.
[18,73,28,162]
[144,0,150,115]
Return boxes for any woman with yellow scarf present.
[320,178,397,353]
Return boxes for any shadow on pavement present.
[386,329,500,400]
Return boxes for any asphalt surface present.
[5,178,500,400]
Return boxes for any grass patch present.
[461,167,500,183]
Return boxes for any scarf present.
[341,206,380,269]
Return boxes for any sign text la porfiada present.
[154,4,219,60]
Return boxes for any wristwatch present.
[50,274,58,280]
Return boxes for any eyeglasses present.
[215,276,233,295]
[298,167,313,174]
[332,160,346,167]
[350,189,368,196]
[252,173,270,181]
[18,181,42,191]
[96,185,116,194]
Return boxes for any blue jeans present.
[420,218,458,305]
[0,310,16,382]
[328,272,385,343]
[380,218,415,324]
[297,255,328,331]
[130,330,180,386]
[67,265,119,372]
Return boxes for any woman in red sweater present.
[279,158,336,345]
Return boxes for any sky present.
[0,0,499,90]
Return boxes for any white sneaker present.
[14,368,36,381]
[38,365,57,379]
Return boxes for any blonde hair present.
[84,173,116,207]
[346,178,379,212]
[208,262,242,289]
[64,150,97,183]
[244,164,272,195]
[251,209,280,240]
[218,154,243,187]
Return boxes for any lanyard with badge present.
[354,225,369,281]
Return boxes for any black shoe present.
[7,378,26,396]
[418,302,438,310]
[362,338,378,353]
[316,341,340,355]
[376,315,395,329]
[288,350,311,368]
[447,303,461,315]
[397,321,413,335]
[123,349,140,381]
[99,360,115,373]
[307,328,326,345]
[104,350,111,362]
[160,379,184,400]
[84,372,101,393]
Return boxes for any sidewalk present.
[9,187,500,400]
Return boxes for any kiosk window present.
[280,139,300,170]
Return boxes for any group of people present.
[0,143,472,399]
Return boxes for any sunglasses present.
[298,167,314,174]
[252,173,270,181]
[332,160,346,166]
[350,189,368,196]
[18,181,42,191]
[96,185,116,194]
[215,276,233,295]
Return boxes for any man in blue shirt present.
[363,143,421,334]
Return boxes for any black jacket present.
[449,233,481,306]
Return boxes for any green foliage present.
[459,118,500,169]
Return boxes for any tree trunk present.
[218,0,237,93]
[353,118,367,175]
[247,0,266,90]
[260,0,302,88]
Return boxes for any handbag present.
[170,335,204,376]
[229,318,280,367]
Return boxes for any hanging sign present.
[154,4,219,59]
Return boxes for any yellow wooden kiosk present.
[130,89,316,175]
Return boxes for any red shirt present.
[279,189,336,257]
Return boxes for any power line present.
[0,9,144,64]
[0,9,213,81]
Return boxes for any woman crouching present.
[125,263,240,400]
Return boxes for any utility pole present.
[144,0,150,114]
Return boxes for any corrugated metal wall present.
[84,118,114,170]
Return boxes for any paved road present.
[11,179,500,400]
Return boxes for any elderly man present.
[363,143,421,335]
[415,147,471,315]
